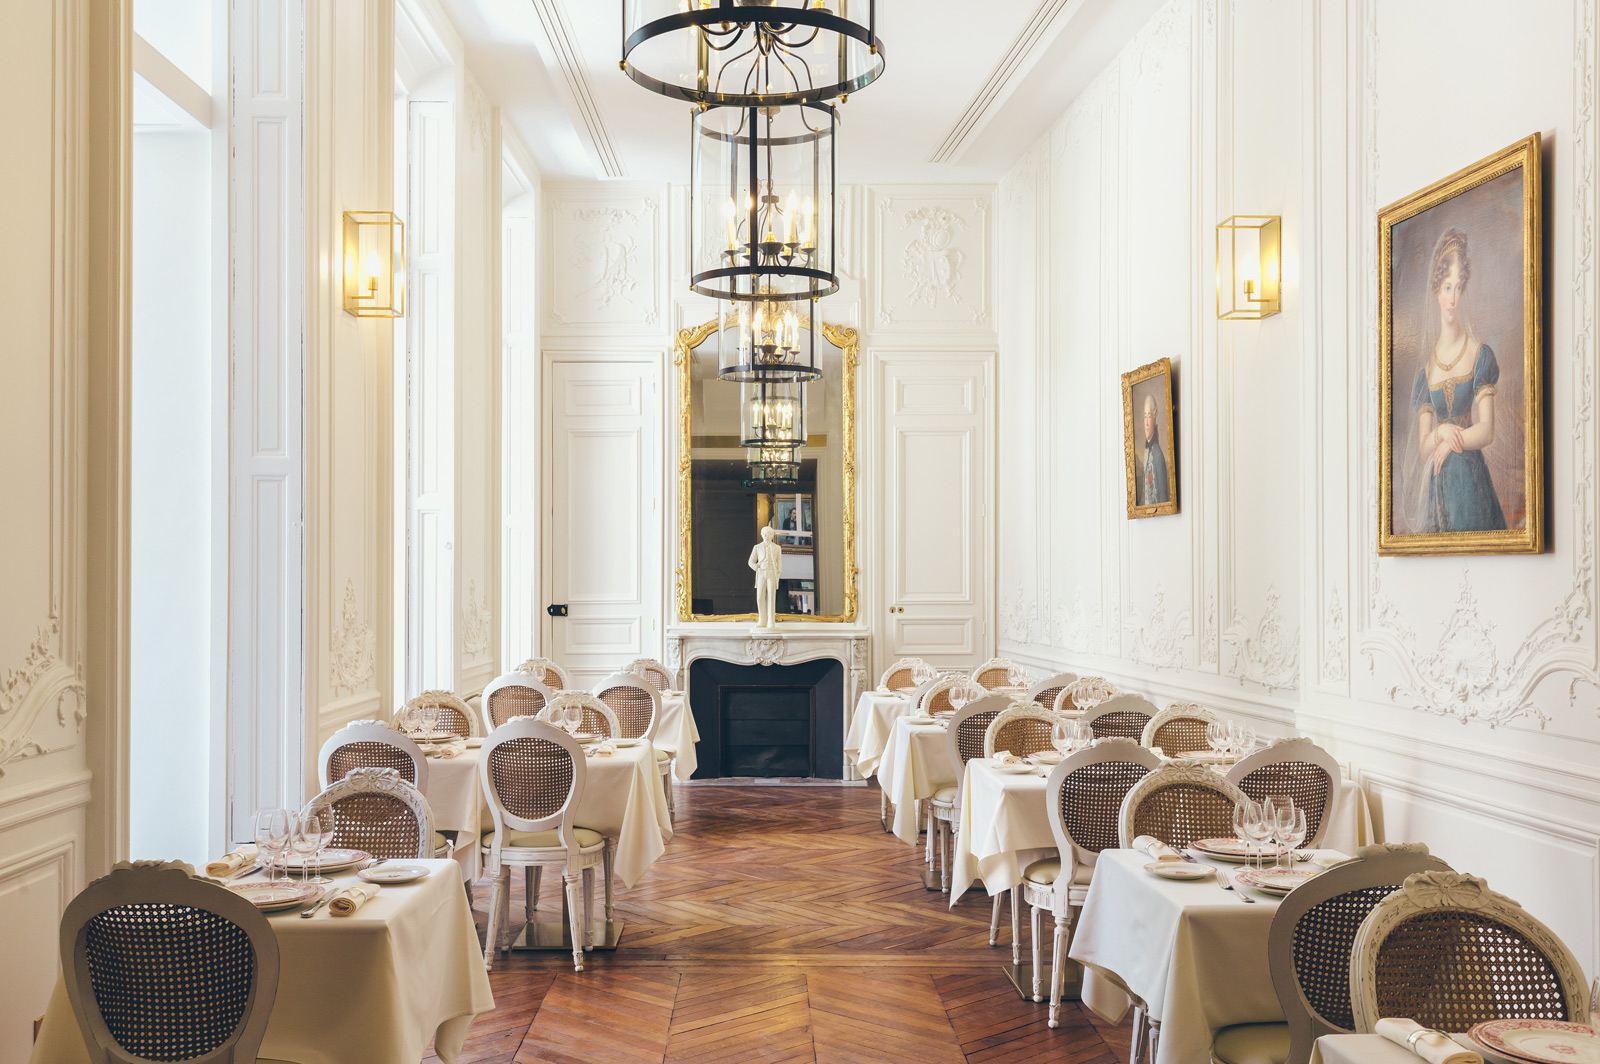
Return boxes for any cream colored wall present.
[997,0,1600,973]
[0,0,126,1054]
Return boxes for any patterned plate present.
[1470,1020,1600,1064]
[228,881,321,912]
[1233,867,1321,895]
[282,848,370,874]
[1189,838,1275,864]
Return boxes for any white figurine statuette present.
[748,526,784,630]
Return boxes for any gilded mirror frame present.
[675,317,859,622]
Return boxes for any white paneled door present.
[544,359,662,687]
[876,352,994,671]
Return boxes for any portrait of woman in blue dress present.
[1409,227,1507,533]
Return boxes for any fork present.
[1217,869,1255,903]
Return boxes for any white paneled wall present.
[997,0,1600,973]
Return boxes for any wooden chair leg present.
[1010,890,1022,965]
[988,893,1003,946]
[603,840,615,924]
[563,869,584,972]
[1030,902,1044,1001]
[1047,911,1068,1028]
[484,867,505,971]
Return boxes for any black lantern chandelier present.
[621,1,884,109]
[692,102,836,304]
[717,297,819,382]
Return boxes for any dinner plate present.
[1233,867,1321,895]
[358,864,430,885]
[1469,1020,1600,1064]
[229,881,321,912]
[282,848,370,874]
[1189,837,1275,863]
[1144,861,1214,881]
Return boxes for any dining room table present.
[423,737,674,885]
[948,753,1374,903]
[1069,847,1348,1064]
[30,858,493,1064]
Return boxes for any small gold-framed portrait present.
[1122,357,1178,519]
[1378,134,1544,555]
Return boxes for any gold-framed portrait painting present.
[1121,357,1178,518]
[1378,134,1543,555]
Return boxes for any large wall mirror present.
[676,318,859,622]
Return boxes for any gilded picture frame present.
[1378,134,1543,555]
[674,318,860,623]
[1121,357,1179,519]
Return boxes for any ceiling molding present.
[528,0,626,178]
[929,0,1077,165]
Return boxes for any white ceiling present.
[444,0,1167,185]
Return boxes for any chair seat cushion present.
[1211,1022,1289,1064]
[930,785,958,805]
[1021,857,1092,886]
[481,826,605,850]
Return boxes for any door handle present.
[547,604,569,617]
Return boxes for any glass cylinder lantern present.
[691,103,837,303]
[621,0,884,108]
[717,297,819,382]
[740,379,807,449]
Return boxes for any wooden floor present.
[431,783,1135,1063]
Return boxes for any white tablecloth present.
[31,860,493,1064]
[1310,1034,1482,1063]
[657,691,700,780]
[424,743,673,887]
[1070,848,1344,1064]
[877,718,958,845]
[949,759,1374,902]
[844,689,910,777]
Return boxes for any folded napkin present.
[205,848,256,878]
[328,885,379,917]
[426,739,466,759]
[1133,835,1183,862]
[1374,1019,1480,1064]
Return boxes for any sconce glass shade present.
[740,379,807,448]
[691,103,836,303]
[1216,214,1281,320]
[744,444,802,488]
[717,298,819,382]
[342,210,405,318]
[621,0,884,108]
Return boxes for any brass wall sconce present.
[342,210,405,318]
[1216,214,1281,319]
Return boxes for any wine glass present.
[1274,806,1307,871]
[288,814,320,882]
[254,808,290,882]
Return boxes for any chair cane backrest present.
[515,657,570,690]
[317,721,428,790]
[1349,870,1589,1033]
[1268,844,1452,1064]
[1045,740,1162,877]
[983,704,1058,758]
[544,691,620,740]
[1118,763,1247,849]
[1083,693,1156,740]
[1226,737,1342,848]
[1063,675,1118,710]
[482,673,556,733]
[398,689,477,738]
[480,718,589,863]
[971,657,1023,690]
[878,657,928,692]
[1141,703,1220,756]
[304,768,435,860]
[947,695,1012,769]
[625,658,675,693]
[60,861,280,1064]
[1027,671,1079,710]
[593,673,660,741]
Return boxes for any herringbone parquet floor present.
[429,783,1134,1063]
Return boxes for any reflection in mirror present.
[679,319,856,621]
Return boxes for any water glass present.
[254,808,290,882]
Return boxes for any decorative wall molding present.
[1124,589,1192,670]
[461,578,491,659]
[1223,587,1299,692]
[328,580,375,697]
